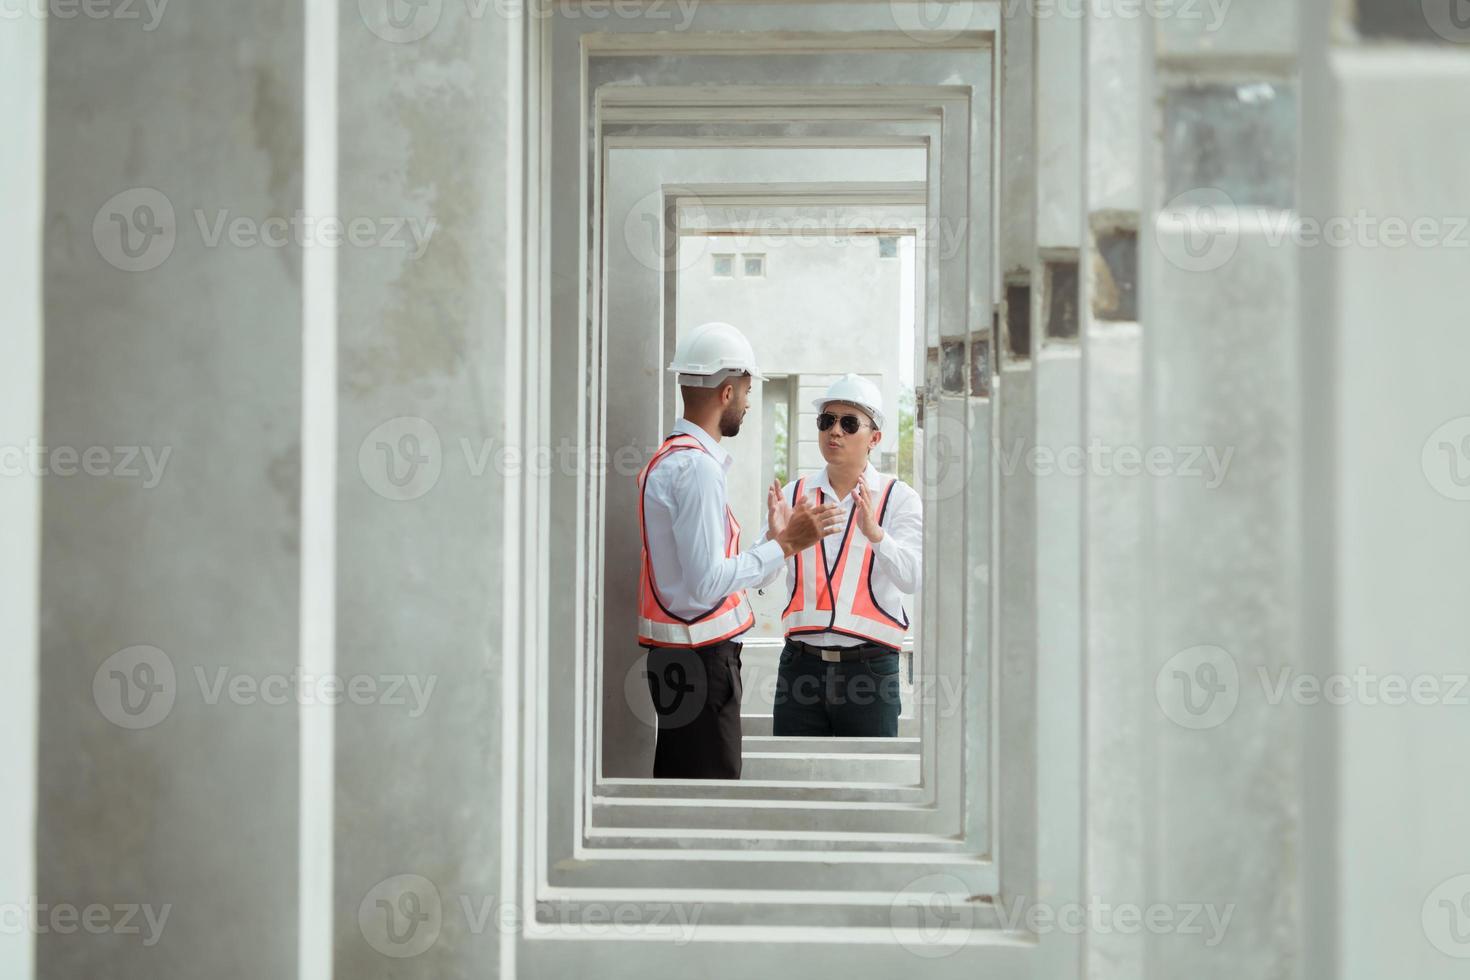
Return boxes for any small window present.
[878,236,900,259]
[743,254,766,278]
[712,254,735,277]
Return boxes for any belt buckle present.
[819,648,842,663]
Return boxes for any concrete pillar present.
[38,6,304,979]
[994,0,1039,910]
[1,10,44,980]
[1030,5,1083,978]
[1141,1,1303,977]
[333,2,517,976]
[1080,6,1148,980]
[1303,3,1470,977]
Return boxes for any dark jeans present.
[772,639,902,737]
[644,640,744,779]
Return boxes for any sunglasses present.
[817,412,871,435]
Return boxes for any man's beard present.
[718,403,743,438]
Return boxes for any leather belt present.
[791,639,895,663]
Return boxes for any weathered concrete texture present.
[1355,0,1466,42]
[1035,8,1083,250]
[333,3,512,977]
[1081,322,1148,980]
[1032,348,1082,979]
[1156,0,1299,58]
[995,364,1036,884]
[1081,15,1150,980]
[1091,226,1138,322]
[38,4,303,979]
[965,398,995,846]
[1162,81,1298,209]
[999,2,1035,271]
[1086,5,1145,214]
[1145,227,1301,980]
[1329,51,1470,980]
[1043,258,1081,340]
[1005,281,1033,360]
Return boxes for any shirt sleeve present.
[871,482,923,594]
[670,455,785,607]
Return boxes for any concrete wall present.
[1307,4,1470,976]
[1141,2,1303,977]
[38,5,304,979]
[18,4,1470,978]
[333,2,515,976]
[1081,5,1148,980]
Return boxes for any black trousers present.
[772,639,902,737]
[644,640,744,780]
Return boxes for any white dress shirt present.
[640,418,786,622]
[756,462,923,647]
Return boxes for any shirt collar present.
[672,418,733,472]
[815,461,881,501]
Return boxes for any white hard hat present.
[813,373,886,430]
[668,321,767,388]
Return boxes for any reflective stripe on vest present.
[781,475,910,650]
[636,434,756,649]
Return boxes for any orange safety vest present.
[782,475,910,650]
[637,434,756,649]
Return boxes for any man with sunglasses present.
[638,322,846,779]
[755,374,923,738]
